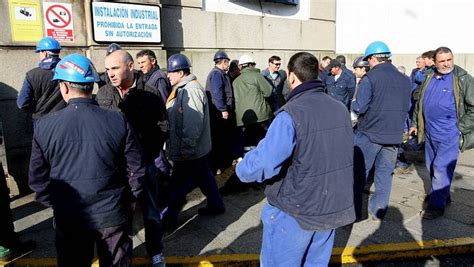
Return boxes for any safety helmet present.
[238,54,255,65]
[52,54,100,83]
[167,54,191,72]
[352,56,369,68]
[35,37,61,53]
[213,51,230,61]
[106,43,122,56]
[363,41,391,60]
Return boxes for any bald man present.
[96,49,168,266]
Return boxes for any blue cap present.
[364,41,391,60]
[213,51,230,61]
[53,54,100,83]
[167,54,191,72]
[106,43,122,56]
[35,37,61,53]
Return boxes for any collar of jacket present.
[143,65,160,81]
[39,55,61,70]
[176,74,197,88]
[287,79,324,101]
[67,97,97,106]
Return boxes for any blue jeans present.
[424,134,459,209]
[260,203,335,267]
[354,131,397,219]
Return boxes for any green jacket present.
[233,67,273,126]
[412,65,474,151]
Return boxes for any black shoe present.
[422,207,444,220]
[424,194,452,205]
[198,206,225,216]
[0,240,36,262]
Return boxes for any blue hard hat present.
[167,54,191,72]
[35,37,61,53]
[213,51,230,61]
[52,54,100,83]
[106,43,122,56]
[363,41,391,60]
[353,56,369,68]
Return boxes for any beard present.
[438,67,454,75]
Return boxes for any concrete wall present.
[0,0,337,194]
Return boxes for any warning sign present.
[43,2,74,42]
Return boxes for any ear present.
[128,61,134,71]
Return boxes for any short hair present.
[136,49,157,61]
[322,56,332,62]
[287,52,319,82]
[268,55,281,63]
[215,58,228,65]
[421,50,435,59]
[335,55,346,64]
[434,46,453,61]
[108,50,134,65]
[67,82,94,94]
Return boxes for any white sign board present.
[43,2,74,42]
[92,2,161,43]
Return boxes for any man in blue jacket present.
[17,37,66,121]
[237,52,355,266]
[325,59,356,109]
[352,41,411,221]
[29,54,145,267]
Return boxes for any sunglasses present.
[272,62,281,66]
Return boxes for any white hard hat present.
[238,54,255,65]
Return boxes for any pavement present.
[3,149,474,266]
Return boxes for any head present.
[363,41,391,68]
[335,55,346,65]
[105,50,135,88]
[397,65,406,75]
[167,54,192,86]
[422,50,435,67]
[325,59,342,75]
[228,59,241,79]
[352,56,369,78]
[268,55,282,73]
[106,43,122,56]
[434,47,454,75]
[238,54,256,70]
[213,51,230,71]
[136,49,158,74]
[52,54,100,102]
[415,56,426,70]
[35,37,61,60]
[320,56,332,69]
[287,52,319,91]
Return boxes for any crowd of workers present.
[0,36,473,267]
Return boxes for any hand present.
[408,127,417,136]
[222,111,229,120]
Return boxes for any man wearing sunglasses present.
[261,55,288,111]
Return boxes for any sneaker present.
[151,253,165,267]
[0,240,36,262]
[422,207,444,220]
[198,206,225,216]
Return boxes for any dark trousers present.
[0,163,17,248]
[139,163,164,257]
[55,222,132,267]
[165,155,224,222]
[241,121,269,148]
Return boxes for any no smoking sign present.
[43,2,74,42]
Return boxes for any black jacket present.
[96,74,168,163]
[29,98,145,229]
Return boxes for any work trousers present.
[0,163,17,247]
[424,134,459,209]
[260,203,335,267]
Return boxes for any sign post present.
[92,2,161,43]
[43,2,74,42]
